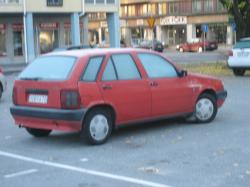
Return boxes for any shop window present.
[13,31,24,56]
[196,25,202,38]
[0,28,6,57]
[64,30,71,47]
[39,30,59,54]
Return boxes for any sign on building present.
[160,16,187,25]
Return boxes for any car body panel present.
[179,39,218,52]
[0,72,7,92]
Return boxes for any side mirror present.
[179,70,188,77]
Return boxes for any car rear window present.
[233,41,250,49]
[19,56,76,81]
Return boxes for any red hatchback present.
[10,48,227,145]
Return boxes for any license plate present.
[237,51,250,57]
[28,94,48,104]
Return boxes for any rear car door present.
[137,53,194,117]
[98,53,151,124]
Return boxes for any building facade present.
[119,0,234,47]
[0,0,120,64]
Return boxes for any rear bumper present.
[10,105,85,122]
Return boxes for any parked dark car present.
[177,39,218,53]
[139,40,164,52]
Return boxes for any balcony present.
[85,0,116,5]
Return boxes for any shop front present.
[160,16,187,46]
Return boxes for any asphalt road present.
[164,49,227,64]
[0,73,250,187]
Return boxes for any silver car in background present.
[228,38,250,76]
[0,67,7,100]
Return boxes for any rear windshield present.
[233,41,250,49]
[19,56,77,81]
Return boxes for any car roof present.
[240,37,250,41]
[45,48,151,58]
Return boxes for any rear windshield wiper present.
[20,77,43,81]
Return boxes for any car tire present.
[81,108,113,145]
[198,47,203,53]
[194,93,217,123]
[179,48,184,53]
[26,128,52,137]
[0,86,2,100]
[233,69,245,76]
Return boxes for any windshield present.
[18,56,77,81]
[233,41,250,49]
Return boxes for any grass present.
[179,61,233,76]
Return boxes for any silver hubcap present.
[195,98,214,121]
[89,114,109,141]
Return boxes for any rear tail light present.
[60,90,81,109]
[12,86,18,105]
[228,50,233,57]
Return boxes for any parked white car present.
[228,38,250,76]
[0,67,7,100]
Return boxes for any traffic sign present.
[231,22,236,31]
[147,17,155,29]
[202,24,209,33]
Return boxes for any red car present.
[178,39,218,53]
[10,48,227,145]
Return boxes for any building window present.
[121,5,128,17]
[192,0,202,13]
[148,3,157,16]
[106,0,115,4]
[47,0,63,6]
[217,0,226,12]
[204,0,214,12]
[158,3,167,15]
[96,0,104,4]
[128,5,136,17]
[169,2,179,15]
[0,24,6,57]
[0,0,20,4]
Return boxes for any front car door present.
[98,53,151,125]
[137,53,194,118]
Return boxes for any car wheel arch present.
[198,89,217,101]
[82,104,116,130]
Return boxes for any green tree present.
[219,0,250,40]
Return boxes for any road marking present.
[4,169,38,179]
[0,150,171,187]
[80,158,89,162]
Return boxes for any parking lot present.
[0,72,250,187]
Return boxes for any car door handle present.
[102,85,112,90]
[150,81,158,87]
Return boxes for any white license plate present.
[28,94,48,104]
[237,51,250,57]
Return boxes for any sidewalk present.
[1,63,27,75]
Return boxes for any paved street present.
[164,49,228,64]
[0,73,250,187]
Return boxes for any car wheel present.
[26,128,52,137]
[198,47,203,53]
[195,93,217,123]
[179,48,184,53]
[233,69,245,76]
[81,108,113,145]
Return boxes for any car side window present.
[137,53,178,78]
[102,58,117,81]
[112,54,141,80]
[82,56,103,82]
